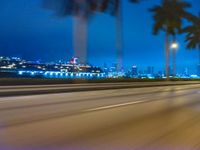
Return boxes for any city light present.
[1,56,200,79]
[171,42,179,49]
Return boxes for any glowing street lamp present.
[171,42,179,78]
[171,42,178,49]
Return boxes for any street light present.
[171,42,179,78]
[171,42,178,49]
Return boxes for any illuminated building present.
[131,65,138,77]
[147,66,154,75]
[0,56,105,79]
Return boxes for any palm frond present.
[150,0,191,35]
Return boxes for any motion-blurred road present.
[0,82,200,150]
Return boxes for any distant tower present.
[147,66,154,75]
[132,65,138,77]
[103,63,109,75]
[184,67,189,76]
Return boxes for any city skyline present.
[1,55,199,77]
[0,0,200,70]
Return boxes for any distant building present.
[103,63,109,76]
[68,57,79,65]
[131,65,138,77]
[184,67,189,77]
[147,66,154,75]
[197,64,200,76]
[0,56,105,79]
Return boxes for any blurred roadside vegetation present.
[0,78,199,86]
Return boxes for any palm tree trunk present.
[116,0,123,72]
[165,32,170,79]
[73,16,88,64]
[199,48,200,65]
[198,48,200,76]
[172,46,176,78]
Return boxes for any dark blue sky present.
[0,0,199,72]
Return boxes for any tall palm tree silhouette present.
[43,0,99,64]
[98,0,140,72]
[183,14,200,71]
[150,0,190,79]
[43,0,140,69]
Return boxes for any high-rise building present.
[103,63,109,76]
[184,67,189,76]
[132,65,138,77]
[110,63,117,73]
[147,66,154,75]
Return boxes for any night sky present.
[0,0,199,72]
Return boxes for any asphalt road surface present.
[0,82,200,150]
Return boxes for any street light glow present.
[171,42,178,49]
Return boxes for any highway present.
[0,81,200,97]
[0,82,200,150]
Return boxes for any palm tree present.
[98,0,140,72]
[183,14,200,74]
[42,0,99,64]
[43,0,141,69]
[150,0,191,79]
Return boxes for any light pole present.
[171,42,178,78]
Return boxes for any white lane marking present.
[85,100,148,112]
